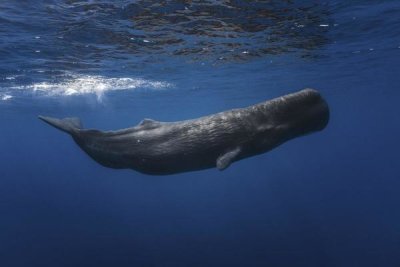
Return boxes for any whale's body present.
[39,89,329,175]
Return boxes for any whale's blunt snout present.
[277,88,330,136]
[317,92,330,131]
[301,88,329,131]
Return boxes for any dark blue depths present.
[0,1,400,266]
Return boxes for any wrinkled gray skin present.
[39,88,329,175]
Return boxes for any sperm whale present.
[39,88,329,175]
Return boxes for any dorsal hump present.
[138,118,160,127]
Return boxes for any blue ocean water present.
[1,1,399,266]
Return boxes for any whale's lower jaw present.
[39,88,329,175]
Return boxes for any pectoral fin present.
[216,148,241,170]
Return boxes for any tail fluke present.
[38,116,82,134]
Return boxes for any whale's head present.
[272,88,329,138]
[286,88,329,132]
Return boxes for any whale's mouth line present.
[5,73,173,101]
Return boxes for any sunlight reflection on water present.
[8,74,173,101]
